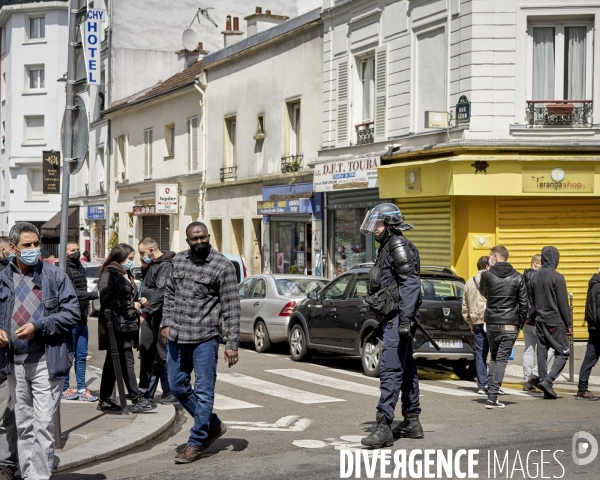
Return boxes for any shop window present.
[24,115,44,144]
[333,208,368,275]
[271,221,311,275]
[144,128,153,179]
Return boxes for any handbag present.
[113,311,139,333]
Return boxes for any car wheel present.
[253,320,271,353]
[361,336,381,377]
[452,359,477,381]
[289,324,311,361]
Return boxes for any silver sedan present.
[238,275,329,352]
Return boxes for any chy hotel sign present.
[522,167,594,193]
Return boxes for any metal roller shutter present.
[141,215,170,252]
[497,197,600,339]
[397,197,452,268]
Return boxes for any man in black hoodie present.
[531,246,572,399]
[576,268,600,400]
[137,238,177,404]
[479,245,528,409]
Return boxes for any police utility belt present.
[365,241,401,322]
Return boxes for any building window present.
[116,134,127,181]
[24,115,44,144]
[144,128,153,179]
[530,23,592,100]
[28,17,45,40]
[27,169,44,199]
[187,116,198,172]
[288,102,300,156]
[224,116,236,167]
[361,58,375,122]
[27,65,45,90]
[164,124,175,158]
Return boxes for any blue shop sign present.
[257,198,313,215]
[87,204,105,220]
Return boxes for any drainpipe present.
[194,73,207,220]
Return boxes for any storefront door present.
[271,221,312,275]
[142,215,171,251]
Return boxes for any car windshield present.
[420,278,464,301]
[275,278,329,297]
[84,266,101,278]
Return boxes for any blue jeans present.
[473,324,489,389]
[63,324,88,392]
[147,364,171,399]
[167,338,221,449]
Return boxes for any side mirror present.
[307,291,318,301]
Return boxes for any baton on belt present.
[105,309,130,415]
[568,293,574,383]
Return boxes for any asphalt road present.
[53,318,600,480]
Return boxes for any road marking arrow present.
[227,415,311,432]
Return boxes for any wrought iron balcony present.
[220,166,237,182]
[99,181,105,195]
[281,154,303,174]
[355,121,374,144]
[526,100,593,128]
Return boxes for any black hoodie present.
[140,250,175,323]
[530,246,571,328]
[585,273,600,333]
[479,262,528,326]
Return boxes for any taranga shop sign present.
[522,167,594,193]
[313,157,379,192]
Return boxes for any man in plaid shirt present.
[162,222,240,464]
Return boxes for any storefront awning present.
[41,207,79,238]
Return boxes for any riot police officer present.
[360,203,423,448]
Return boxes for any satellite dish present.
[182,28,198,51]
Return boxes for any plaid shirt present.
[162,247,240,350]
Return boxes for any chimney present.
[245,8,289,37]
[222,15,244,48]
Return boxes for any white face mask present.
[488,255,497,267]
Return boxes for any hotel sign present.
[522,167,594,193]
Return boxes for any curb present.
[54,404,177,473]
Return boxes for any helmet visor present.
[360,209,385,235]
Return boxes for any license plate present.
[430,339,463,348]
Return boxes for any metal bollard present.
[569,293,574,383]
[105,309,130,414]
[54,404,63,449]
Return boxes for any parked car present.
[239,274,329,352]
[288,267,475,379]
[224,254,248,283]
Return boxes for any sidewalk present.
[53,366,176,473]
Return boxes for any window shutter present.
[144,129,152,178]
[374,46,388,142]
[192,117,198,172]
[187,119,192,172]
[336,57,350,147]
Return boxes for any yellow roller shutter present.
[397,197,452,268]
[497,197,600,340]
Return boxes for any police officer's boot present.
[392,412,424,439]
[361,412,393,448]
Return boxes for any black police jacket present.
[585,273,600,333]
[479,262,528,327]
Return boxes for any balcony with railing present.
[281,154,303,174]
[220,166,237,182]
[355,121,374,144]
[526,100,593,128]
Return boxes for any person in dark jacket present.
[530,246,572,399]
[0,222,79,479]
[97,243,155,413]
[575,269,600,400]
[0,237,14,273]
[479,245,528,409]
[137,238,176,404]
[62,241,99,402]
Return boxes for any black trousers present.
[486,324,518,402]
[138,318,167,391]
[100,342,141,402]
[578,330,600,393]
[536,322,570,385]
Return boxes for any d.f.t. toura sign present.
[313,157,379,192]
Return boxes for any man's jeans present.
[0,378,17,473]
[63,324,88,392]
[472,324,489,389]
[578,330,600,394]
[523,323,554,381]
[147,363,171,399]
[167,338,222,449]
[8,362,62,480]
[536,322,570,385]
[487,324,519,402]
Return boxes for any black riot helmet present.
[360,203,413,235]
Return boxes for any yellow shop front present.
[378,153,600,339]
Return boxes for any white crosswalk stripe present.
[214,393,262,411]
[439,380,537,398]
[218,372,345,404]
[266,369,380,397]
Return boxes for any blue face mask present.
[141,256,152,264]
[18,248,41,266]
[2,250,15,262]
[122,259,134,271]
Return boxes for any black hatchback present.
[288,267,476,378]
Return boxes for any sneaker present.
[528,375,541,388]
[575,391,599,401]
[97,399,121,411]
[485,399,505,409]
[78,390,98,402]
[498,388,506,395]
[62,387,79,401]
[131,397,158,413]
[477,389,486,395]
[538,380,558,399]
[160,392,179,405]
[200,422,228,452]
[174,444,203,464]
[523,381,535,391]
